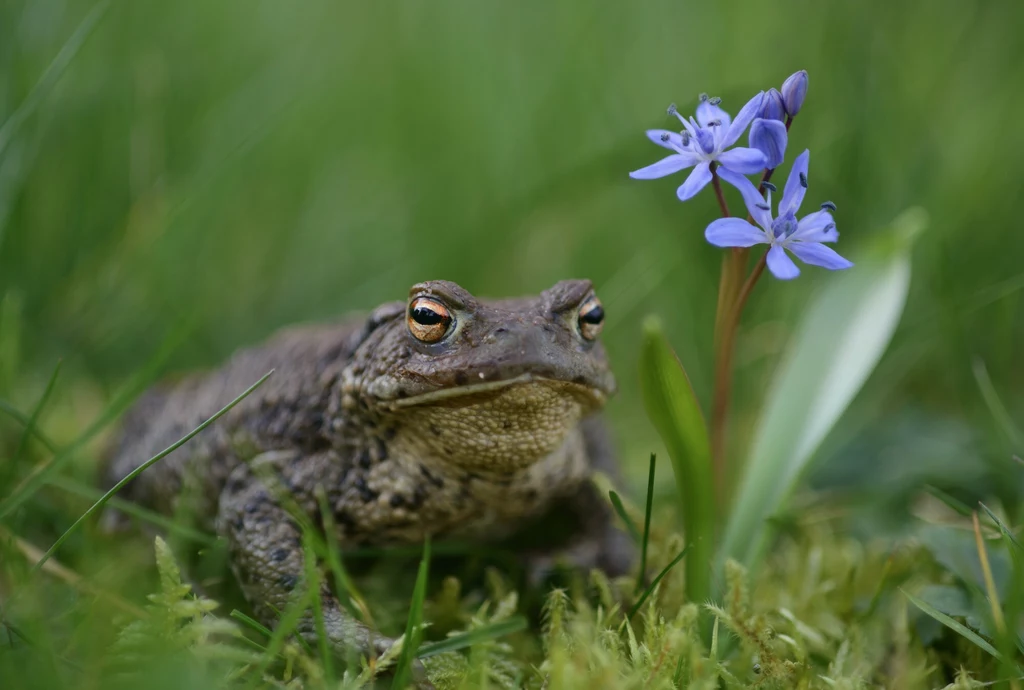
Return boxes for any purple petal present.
[716,167,773,230]
[786,241,853,271]
[705,218,767,248]
[792,210,837,242]
[780,149,810,216]
[748,118,788,169]
[646,129,688,152]
[759,89,785,121]
[675,160,712,201]
[722,91,765,147]
[717,147,766,174]
[781,70,808,116]
[694,128,715,154]
[767,244,800,280]
[629,153,697,180]
[696,99,732,130]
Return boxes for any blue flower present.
[629,92,768,201]
[704,150,853,280]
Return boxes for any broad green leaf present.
[638,317,714,612]
[721,208,925,569]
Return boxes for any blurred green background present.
[1,0,1022,513]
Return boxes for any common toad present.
[105,279,631,666]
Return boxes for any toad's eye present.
[577,296,604,341]
[408,297,453,343]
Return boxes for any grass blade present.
[0,399,58,454]
[246,586,317,688]
[315,487,372,624]
[972,513,1007,633]
[636,453,656,594]
[0,0,111,158]
[302,533,335,683]
[607,490,640,543]
[29,369,273,573]
[392,537,431,689]
[628,543,690,620]
[47,475,216,546]
[230,609,274,639]
[0,321,193,521]
[925,485,974,517]
[416,616,527,659]
[904,589,1006,663]
[979,502,1022,555]
[721,209,922,570]
[638,318,713,613]
[11,360,61,466]
[972,358,1023,448]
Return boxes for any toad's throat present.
[383,376,603,472]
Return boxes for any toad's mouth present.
[383,373,607,409]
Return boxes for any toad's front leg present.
[216,450,430,684]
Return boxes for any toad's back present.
[107,319,363,520]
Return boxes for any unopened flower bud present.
[749,118,788,169]
[781,70,808,116]
[759,89,785,121]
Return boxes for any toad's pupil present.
[411,306,446,325]
[580,305,604,324]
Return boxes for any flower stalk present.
[629,70,850,522]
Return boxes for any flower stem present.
[710,164,735,357]
[709,254,766,508]
[709,159,778,510]
[710,163,731,218]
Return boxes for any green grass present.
[3,0,1024,687]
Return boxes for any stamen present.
[762,181,777,192]
[756,203,770,211]
[680,131,691,146]
[821,200,837,212]
[799,172,808,188]
[824,222,837,232]
[708,96,722,105]
[698,92,709,102]
[660,132,670,142]
[667,103,678,116]
[706,119,722,127]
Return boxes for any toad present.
[105,279,630,665]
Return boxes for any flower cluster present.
[629,70,852,280]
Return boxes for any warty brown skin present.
[105,279,631,667]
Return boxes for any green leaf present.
[607,490,641,543]
[904,589,1009,664]
[721,209,924,569]
[637,453,656,595]
[628,543,689,619]
[924,485,974,518]
[392,537,431,689]
[638,318,714,613]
